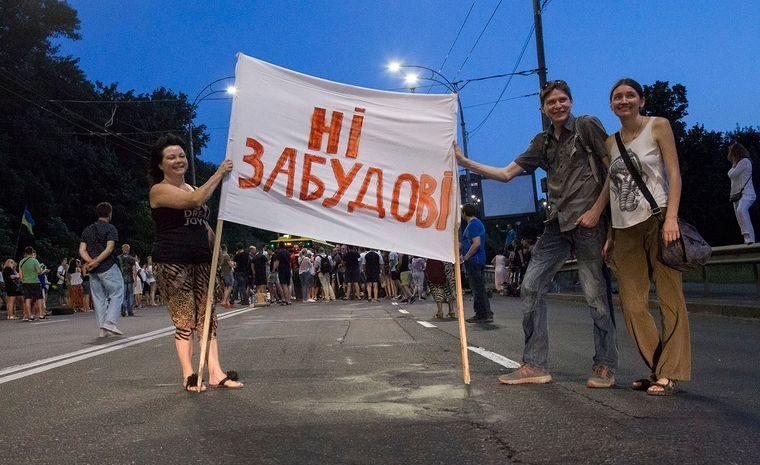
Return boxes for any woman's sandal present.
[210,370,243,389]
[631,375,657,391]
[647,379,677,396]
[184,373,205,393]
[448,312,457,319]
[433,313,444,319]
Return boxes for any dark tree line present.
[642,81,760,246]
[0,0,272,266]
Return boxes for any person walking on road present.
[148,133,243,392]
[118,244,136,317]
[460,203,492,323]
[604,78,691,396]
[3,259,22,319]
[80,202,124,336]
[19,247,45,321]
[456,80,618,388]
[727,142,756,244]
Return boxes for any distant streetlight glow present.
[226,85,237,95]
[404,73,419,86]
[387,61,402,73]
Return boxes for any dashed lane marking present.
[417,321,436,328]
[398,309,409,314]
[468,346,521,369]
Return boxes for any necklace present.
[622,116,645,144]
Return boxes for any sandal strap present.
[216,370,239,386]
[185,373,199,389]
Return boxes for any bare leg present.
[150,283,157,306]
[223,286,232,306]
[6,296,15,319]
[174,329,205,392]
[206,338,244,388]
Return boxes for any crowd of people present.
[216,243,458,319]
[0,243,159,323]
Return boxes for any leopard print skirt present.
[154,263,218,339]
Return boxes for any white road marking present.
[468,346,521,369]
[417,321,436,328]
[0,306,255,385]
[391,302,399,306]
[398,309,409,314]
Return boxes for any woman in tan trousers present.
[604,78,691,396]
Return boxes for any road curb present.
[546,293,760,318]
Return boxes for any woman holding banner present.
[148,134,243,392]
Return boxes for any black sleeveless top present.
[151,204,212,264]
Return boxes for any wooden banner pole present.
[196,218,225,390]
[452,153,471,385]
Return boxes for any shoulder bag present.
[614,132,711,271]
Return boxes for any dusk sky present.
[57,0,759,169]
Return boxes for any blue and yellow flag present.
[21,208,35,236]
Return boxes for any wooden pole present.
[452,152,471,385]
[196,218,225,390]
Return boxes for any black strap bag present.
[729,176,751,203]
[614,132,711,272]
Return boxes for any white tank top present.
[609,118,669,229]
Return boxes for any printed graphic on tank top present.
[609,118,669,229]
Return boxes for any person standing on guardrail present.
[604,78,690,397]
[455,80,618,389]
[727,142,756,244]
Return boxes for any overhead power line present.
[468,25,536,137]
[0,70,153,152]
[463,92,538,109]
[0,82,150,160]
[436,0,478,74]
[452,0,504,81]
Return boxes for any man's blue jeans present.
[90,264,124,328]
[521,219,618,371]
[464,261,492,319]
[121,281,134,315]
[233,272,249,304]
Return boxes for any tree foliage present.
[0,0,274,267]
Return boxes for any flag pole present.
[196,218,225,390]
[14,206,29,258]
[452,156,471,385]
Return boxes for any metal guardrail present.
[555,243,760,297]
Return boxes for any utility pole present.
[532,0,549,214]
[188,124,196,186]
[533,0,550,131]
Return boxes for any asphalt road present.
[1,295,758,465]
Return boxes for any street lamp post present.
[388,63,474,200]
[187,77,236,186]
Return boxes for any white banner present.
[219,54,459,262]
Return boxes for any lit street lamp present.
[387,61,540,204]
[187,76,236,185]
[387,62,474,199]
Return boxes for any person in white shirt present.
[727,142,756,244]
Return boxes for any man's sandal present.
[647,379,677,396]
[210,370,243,389]
[184,373,205,393]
